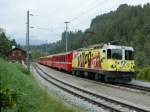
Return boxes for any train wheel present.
[101,75,105,82]
[94,73,100,80]
[83,72,88,78]
[72,70,75,75]
[75,70,80,76]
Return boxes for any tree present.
[0,31,17,58]
[30,4,150,68]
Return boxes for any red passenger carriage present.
[38,51,73,72]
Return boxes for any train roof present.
[103,44,134,51]
[76,42,134,51]
[41,51,73,58]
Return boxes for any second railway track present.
[114,83,150,93]
[32,63,150,112]
[39,64,150,94]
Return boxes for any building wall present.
[7,49,26,64]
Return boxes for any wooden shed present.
[7,48,27,64]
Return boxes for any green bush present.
[0,85,21,109]
[0,59,83,112]
[135,67,150,82]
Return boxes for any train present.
[38,42,135,83]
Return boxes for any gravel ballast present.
[37,63,150,109]
[31,65,107,112]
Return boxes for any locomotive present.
[38,42,135,83]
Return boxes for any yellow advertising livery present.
[72,42,135,83]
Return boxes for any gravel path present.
[31,65,108,112]
[37,63,150,109]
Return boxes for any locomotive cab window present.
[107,49,122,60]
[107,49,111,59]
[125,50,134,60]
[112,49,122,60]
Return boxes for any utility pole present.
[64,21,70,52]
[27,10,30,72]
[64,22,69,71]
[45,40,48,55]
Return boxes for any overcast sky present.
[0,0,150,45]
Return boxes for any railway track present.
[40,63,150,94]
[32,63,150,112]
[41,64,150,95]
[71,75,150,95]
[45,64,150,94]
[115,83,150,93]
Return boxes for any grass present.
[135,67,150,82]
[0,59,83,112]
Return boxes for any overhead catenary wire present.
[69,0,109,31]
[31,0,109,41]
[52,0,109,32]
[69,0,108,22]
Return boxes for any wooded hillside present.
[31,4,150,68]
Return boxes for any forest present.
[0,30,17,58]
[31,4,150,68]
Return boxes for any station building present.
[7,47,27,64]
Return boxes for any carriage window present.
[125,50,134,60]
[63,56,65,62]
[61,56,63,62]
[64,56,65,62]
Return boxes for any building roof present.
[7,48,26,55]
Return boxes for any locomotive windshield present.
[107,49,134,60]
[125,50,134,60]
[107,49,122,60]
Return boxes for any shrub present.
[135,67,150,82]
[0,59,82,112]
[0,84,21,109]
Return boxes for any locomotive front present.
[72,43,135,83]
[101,44,135,82]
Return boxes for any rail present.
[32,63,150,112]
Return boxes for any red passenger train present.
[38,51,73,72]
[38,42,135,83]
